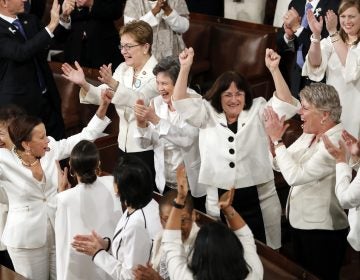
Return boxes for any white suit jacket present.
[80,56,158,152]
[0,183,8,250]
[93,199,162,280]
[173,94,300,189]
[335,162,360,251]
[273,124,349,230]
[0,115,110,248]
[134,93,207,197]
[55,176,122,280]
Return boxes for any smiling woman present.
[0,97,111,280]
[170,47,300,250]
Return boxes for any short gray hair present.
[299,83,342,123]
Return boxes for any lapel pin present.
[142,71,146,75]
[8,27,16,34]
[23,20,28,25]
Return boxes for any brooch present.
[8,27,16,34]
[134,78,141,88]
[314,8,322,17]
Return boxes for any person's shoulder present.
[57,187,80,205]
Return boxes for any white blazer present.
[93,199,162,280]
[134,93,207,197]
[173,94,300,189]
[274,124,349,230]
[80,56,159,152]
[335,162,360,251]
[55,176,122,280]
[0,115,110,248]
[0,183,8,250]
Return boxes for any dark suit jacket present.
[55,0,124,71]
[0,13,64,138]
[276,0,340,96]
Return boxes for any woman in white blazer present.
[72,155,162,280]
[0,97,111,280]
[323,130,360,252]
[171,48,300,249]
[55,140,123,280]
[62,20,159,189]
[134,56,207,211]
[264,83,349,279]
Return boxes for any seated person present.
[134,189,199,280]
[161,166,263,280]
[72,155,162,279]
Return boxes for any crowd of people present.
[0,0,359,279]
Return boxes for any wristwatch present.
[273,139,283,146]
[172,199,185,209]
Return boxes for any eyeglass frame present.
[119,43,143,51]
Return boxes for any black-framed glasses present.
[119,43,142,51]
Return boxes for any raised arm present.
[307,9,324,67]
[172,48,194,101]
[265,48,293,104]
[61,61,91,92]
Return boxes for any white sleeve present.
[162,9,189,33]
[53,114,111,160]
[162,230,194,280]
[172,96,208,128]
[234,226,263,279]
[267,94,300,120]
[155,119,197,147]
[275,141,335,186]
[302,37,333,82]
[94,225,152,280]
[335,162,360,209]
[124,12,159,27]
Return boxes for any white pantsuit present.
[0,115,110,280]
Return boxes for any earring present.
[69,167,75,178]
[320,119,325,125]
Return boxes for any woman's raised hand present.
[322,135,347,163]
[263,106,289,142]
[342,130,360,157]
[307,9,323,37]
[179,47,194,71]
[98,63,115,88]
[218,187,235,211]
[265,48,281,73]
[176,164,188,202]
[62,61,86,86]
[325,10,338,35]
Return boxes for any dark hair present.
[113,155,153,209]
[338,0,360,45]
[8,115,42,151]
[189,222,250,280]
[204,71,253,113]
[70,140,99,184]
[153,56,180,85]
[0,105,26,125]
[159,189,194,214]
[120,20,153,52]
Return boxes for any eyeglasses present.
[119,43,142,51]
[222,92,245,99]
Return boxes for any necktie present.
[12,19,47,94]
[296,2,313,68]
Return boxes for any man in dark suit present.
[0,0,65,140]
[276,0,340,98]
[55,0,124,72]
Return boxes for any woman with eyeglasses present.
[62,20,158,189]
[170,47,300,250]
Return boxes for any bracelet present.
[310,34,321,43]
[172,199,185,209]
[103,237,111,251]
[60,14,70,23]
[329,31,339,37]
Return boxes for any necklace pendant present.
[134,78,141,88]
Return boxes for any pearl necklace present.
[13,148,39,167]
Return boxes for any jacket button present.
[228,136,234,142]
[229,162,235,168]
[229,148,235,154]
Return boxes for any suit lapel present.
[0,17,26,41]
